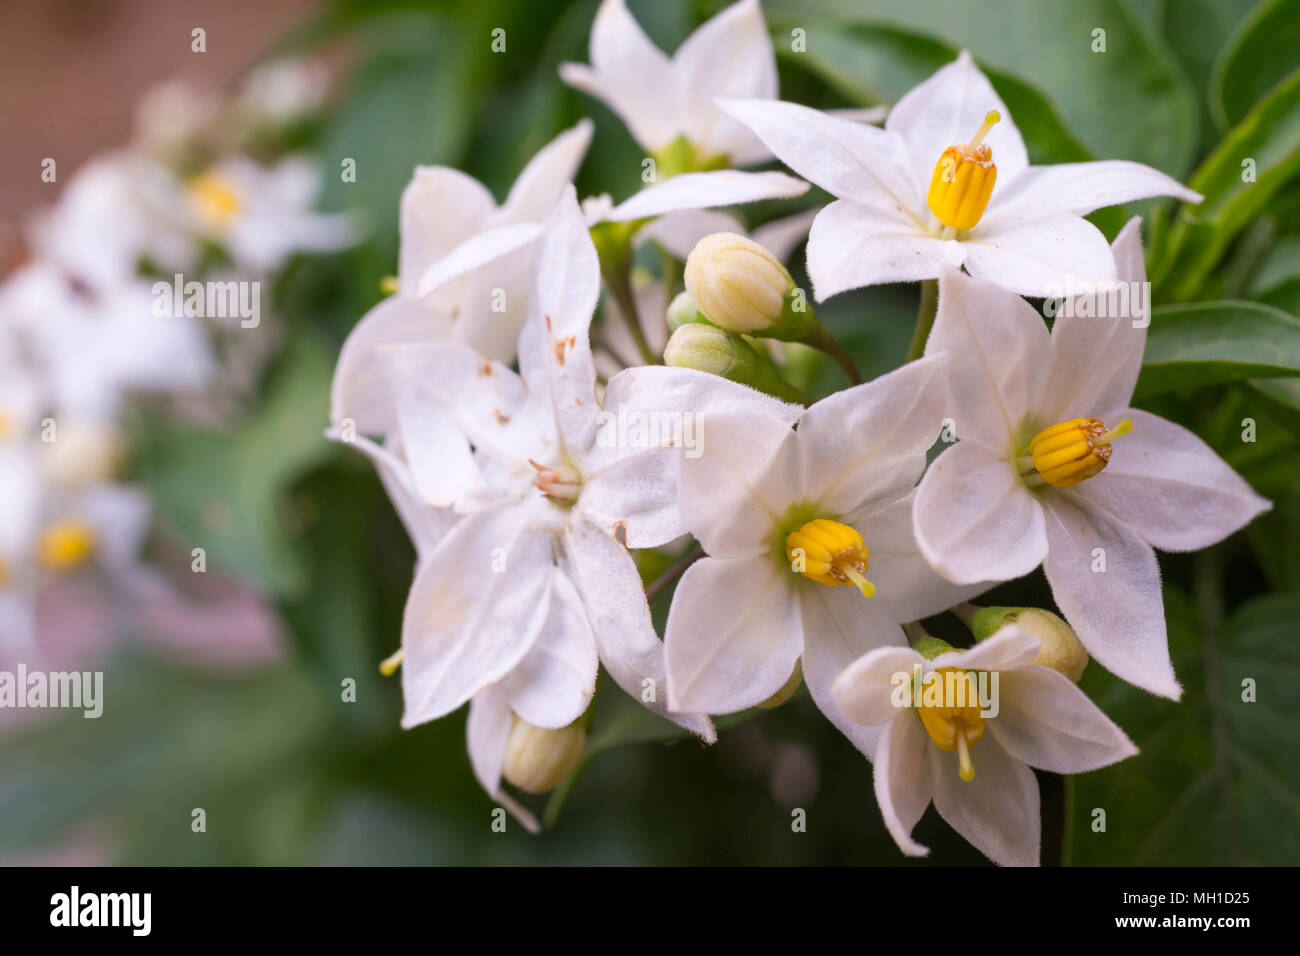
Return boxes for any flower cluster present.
[331,0,1268,862]
[0,61,351,663]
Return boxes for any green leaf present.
[1154,0,1258,149]
[136,336,337,598]
[1211,0,1300,129]
[1070,588,1300,865]
[767,0,1199,176]
[1153,66,1300,300]
[1136,300,1300,397]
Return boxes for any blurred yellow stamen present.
[379,648,404,676]
[0,557,8,589]
[38,520,97,572]
[917,667,985,782]
[1022,417,1133,488]
[785,518,875,597]
[379,275,400,295]
[927,110,1000,231]
[187,170,242,230]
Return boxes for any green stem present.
[804,324,863,385]
[603,259,658,365]
[906,279,939,361]
[645,544,703,603]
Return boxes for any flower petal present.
[672,0,778,162]
[797,352,949,515]
[558,0,675,151]
[414,221,544,300]
[926,266,1050,443]
[800,585,906,759]
[398,166,496,292]
[989,662,1138,773]
[913,440,1048,586]
[502,568,598,729]
[518,186,602,458]
[604,170,808,222]
[1042,493,1181,699]
[563,520,715,741]
[331,295,451,434]
[987,160,1202,225]
[961,212,1118,297]
[847,491,994,623]
[751,208,818,263]
[806,200,962,300]
[665,554,802,714]
[1077,409,1270,552]
[929,622,1041,673]
[1035,217,1149,425]
[886,50,1028,195]
[679,410,798,558]
[499,119,593,223]
[716,98,923,217]
[831,643,925,728]
[930,733,1040,866]
[466,685,541,834]
[873,710,935,857]
[400,504,556,727]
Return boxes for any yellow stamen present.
[0,556,8,589]
[38,520,97,572]
[916,667,985,782]
[1023,417,1133,488]
[379,275,400,295]
[379,648,404,676]
[0,409,11,439]
[926,110,1000,231]
[785,518,875,597]
[187,170,242,231]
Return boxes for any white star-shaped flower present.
[719,51,1203,299]
[912,219,1269,699]
[832,624,1137,866]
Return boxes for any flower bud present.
[759,658,803,709]
[969,606,1088,682]
[685,233,792,334]
[502,716,587,795]
[666,290,709,333]
[664,323,736,377]
[41,419,122,487]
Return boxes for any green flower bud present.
[968,606,1089,682]
[666,290,710,333]
[502,716,587,795]
[664,324,809,405]
[912,635,955,660]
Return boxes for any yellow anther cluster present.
[926,110,1000,231]
[1029,417,1133,488]
[785,518,875,597]
[917,667,985,782]
[187,170,242,230]
[37,520,97,572]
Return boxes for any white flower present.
[831,625,1137,866]
[658,353,987,756]
[331,118,807,435]
[330,120,594,436]
[174,154,355,272]
[368,186,806,749]
[0,263,213,420]
[912,219,1270,699]
[719,51,1203,299]
[560,0,777,168]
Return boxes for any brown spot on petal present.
[555,335,576,366]
[545,315,553,331]
[493,409,511,425]
[478,361,495,378]
[612,521,628,546]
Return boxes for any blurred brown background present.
[0,0,316,232]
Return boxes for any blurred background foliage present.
[3,0,1299,865]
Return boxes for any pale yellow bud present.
[1019,609,1089,681]
[502,716,587,795]
[684,232,791,333]
[663,323,736,376]
[42,420,122,487]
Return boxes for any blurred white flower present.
[913,220,1269,699]
[832,625,1136,866]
